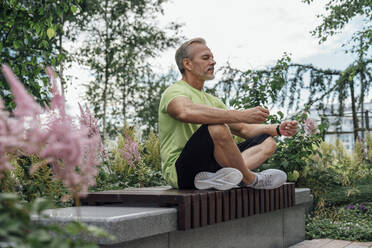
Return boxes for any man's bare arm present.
[228,123,277,138]
[229,121,299,139]
[167,96,269,124]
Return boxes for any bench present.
[80,183,296,230]
[35,186,313,248]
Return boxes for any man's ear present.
[183,58,193,72]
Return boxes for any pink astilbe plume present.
[120,133,141,169]
[0,65,103,196]
[304,117,317,135]
[1,65,43,117]
[46,66,66,115]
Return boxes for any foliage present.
[77,0,183,140]
[259,113,324,182]
[0,192,112,248]
[93,125,166,191]
[0,0,82,109]
[135,69,178,134]
[0,65,102,199]
[302,0,371,53]
[217,56,372,143]
[298,137,372,208]
[215,55,290,109]
[320,184,372,207]
[306,203,372,241]
[0,155,71,207]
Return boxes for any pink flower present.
[0,65,103,196]
[304,117,317,135]
[120,133,141,168]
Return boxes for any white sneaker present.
[194,167,243,191]
[248,169,287,190]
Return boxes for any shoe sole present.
[194,167,243,191]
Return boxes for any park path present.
[289,239,372,248]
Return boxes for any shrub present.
[93,125,166,191]
[306,203,372,241]
[263,112,324,182]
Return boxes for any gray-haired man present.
[158,38,298,190]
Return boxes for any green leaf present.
[31,198,53,214]
[47,28,56,39]
[28,229,51,242]
[70,5,78,13]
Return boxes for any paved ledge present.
[34,205,177,244]
[290,239,372,248]
[295,188,313,205]
[33,187,313,246]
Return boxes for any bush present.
[306,203,372,241]
[298,137,372,208]
[0,155,71,207]
[92,125,167,191]
[263,112,324,182]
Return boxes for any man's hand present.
[279,121,298,136]
[241,106,270,124]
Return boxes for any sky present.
[64,0,364,115]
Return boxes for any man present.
[158,38,298,190]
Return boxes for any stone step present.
[290,239,372,248]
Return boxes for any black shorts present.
[175,124,271,189]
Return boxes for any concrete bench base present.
[35,188,313,248]
[107,206,305,248]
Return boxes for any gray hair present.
[175,37,206,74]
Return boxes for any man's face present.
[186,43,216,81]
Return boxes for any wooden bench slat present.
[236,189,242,218]
[222,191,230,221]
[191,194,200,228]
[254,189,260,215]
[230,190,236,219]
[215,191,223,223]
[269,189,275,211]
[207,192,216,225]
[248,188,254,216]
[178,195,191,230]
[200,193,208,227]
[242,188,249,217]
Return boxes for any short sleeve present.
[215,98,227,109]
[210,96,227,110]
[160,84,190,113]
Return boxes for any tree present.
[302,0,371,140]
[216,55,372,141]
[303,0,371,53]
[0,0,81,110]
[135,68,178,135]
[77,0,182,141]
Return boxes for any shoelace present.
[256,173,272,187]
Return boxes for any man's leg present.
[208,124,285,189]
[208,124,257,185]
[241,137,276,170]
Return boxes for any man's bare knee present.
[208,124,232,143]
[263,137,276,156]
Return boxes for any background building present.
[310,100,372,153]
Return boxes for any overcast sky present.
[65,0,363,114]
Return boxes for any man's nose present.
[210,58,216,66]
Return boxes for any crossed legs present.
[208,124,276,185]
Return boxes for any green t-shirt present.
[158,80,227,188]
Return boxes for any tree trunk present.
[349,80,359,141]
[102,0,109,142]
[59,14,65,95]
